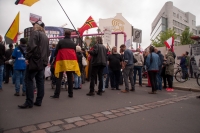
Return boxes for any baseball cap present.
[32,20,45,28]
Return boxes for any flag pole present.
[56,0,83,45]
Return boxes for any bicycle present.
[174,63,189,83]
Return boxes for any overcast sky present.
[0,0,200,48]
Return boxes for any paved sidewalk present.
[137,78,200,92]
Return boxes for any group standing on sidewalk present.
[1,19,199,109]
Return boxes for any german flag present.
[5,12,19,44]
[78,16,98,36]
[54,49,80,78]
[15,0,39,7]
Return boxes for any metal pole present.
[56,0,83,45]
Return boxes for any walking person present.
[0,35,5,91]
[154,48,164,90]
[12,38,27,96]
[86,36,107,96]
[18,20,50,109]
[108,46,122,90]
[50,30,80,98]
[164,50,175,91]
[73,46,83,90]
[146,46,161,94]
[133,48,144,87]
[4,43,13,84]
[120,44,135,93]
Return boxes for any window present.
[173,12,176,17]
[180,16,182,20]
[177,14,179,18]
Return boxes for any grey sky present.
[0,0,200,48]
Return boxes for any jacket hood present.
[134,52,140,55]
[157,51,161,54]
[166,51,173,58]
[19,44,27,53]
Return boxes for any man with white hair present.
[0,35,5,91]
[18,20,50,109]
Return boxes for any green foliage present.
[151,28,177,47]
[180,27,195,45]
[90,36,96,47]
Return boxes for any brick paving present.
[3,93,199,133]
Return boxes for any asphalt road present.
[0,80,200,132]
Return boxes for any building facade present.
[99,13,133,51]
[151,1,197,46]
[197,26,200,36]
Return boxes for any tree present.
[151,28,177,47]
[180,27,195,45]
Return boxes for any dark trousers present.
[81,66,86,84]
[25,66,44,106]
[119,71,123,85]
[148,71,157,92]
[5,64,13,83]
[54,71,73,97]
[163,75,167,87]
[134,66,142,85]
[105,73,110,88]
[166,74,173,88]
[110,70,120,89]
[89,66,104,93]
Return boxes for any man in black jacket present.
[0,35,5,91]
[86,36,107,96]
[18,20,50,109]
[50,30,76,98]
[4,43,13,84]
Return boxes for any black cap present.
[32,20,45,28]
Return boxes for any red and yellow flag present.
[15,0,39,6]
[54,49,80,78]
[5,12,19,44]
[78,16,98,36]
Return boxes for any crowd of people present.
[0,20,197,109]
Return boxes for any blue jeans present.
[0,65,4,89]
[15,70,26,92]
[12,70,23,84]
[134,66,142,85]
[102,75,106,91]
[156,73,162,90]
[74,73,81,88]
[25,66,45,106]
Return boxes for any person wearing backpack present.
[133,48,144,87]
[12,38,27,96]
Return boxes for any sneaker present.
[130,89,135,92]
[196,96,200,99]
[22,92,26,96]
[14,92,20,96]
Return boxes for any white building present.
[99,13,136,51]
[151,1,197,46]
[197,26,200,36]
